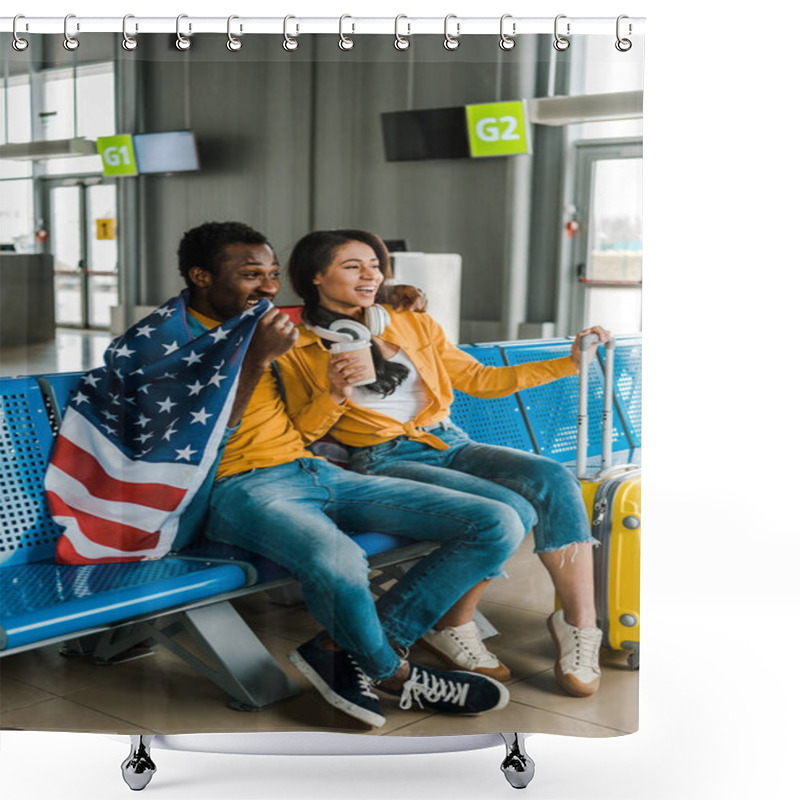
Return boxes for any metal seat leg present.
[121,735,156,791]
[500,733,535,789]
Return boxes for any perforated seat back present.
[501,341,628,462]
[36,371,85,430]
[0,377,64,567]
[599,335,642,448]
[450,345,536,453]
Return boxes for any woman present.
[278,229,611,697]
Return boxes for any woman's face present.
[312,240,384,316]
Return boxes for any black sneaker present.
[377,661,509,716]
[288,633,385,728]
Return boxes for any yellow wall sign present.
[96,219,115,240]
[465,101,531,158]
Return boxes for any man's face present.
[189,242,281,322]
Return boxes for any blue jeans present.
[347,422,594,554]
[204,458,525,681]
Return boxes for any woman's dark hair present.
[288,229,409,397]
[177,221,272,286]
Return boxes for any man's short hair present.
[177,221,272,286]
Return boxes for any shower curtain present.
[0,22,643,743]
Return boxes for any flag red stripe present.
[55,531,149,565]
[48,491,163,557]
[50,436,187,511]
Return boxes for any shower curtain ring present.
[63,14,80,51]
[394,15,411,50]
[443,14,460,51]
[122,15,138,51]
[283,15,299,51]
[176,14,192,50]
[12,15,29,51]
[499,14,516,51]
[339,15,355,51]
[553,14,570,51]
[227,15,243,51]
[615,15,633,51]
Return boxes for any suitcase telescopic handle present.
[576,332,616,479]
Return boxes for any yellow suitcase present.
[577,334,640,669]
[581,468,640,668]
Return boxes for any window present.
[1,62,116,254]
[569,36,644,140]
[0,76,33,180]
[0,179,34,251]
[41,63,115,177]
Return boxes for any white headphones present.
[307,305,390,343]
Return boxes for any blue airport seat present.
[0,558,246,651]
[0,376,66,566]
[598,335,642,449]
[35,371,85,429]
[1,375,248,652]
[501,340,629,463]
[450,344,537,453]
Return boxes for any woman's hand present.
[384,284,428,312]
[570,325,612,371]
[328,353,370,404]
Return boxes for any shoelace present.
[347,654,379,700]
[569,627,602,672]
[449,625,497,667]
[398,666,470,711]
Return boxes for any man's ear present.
[188,266,212,288]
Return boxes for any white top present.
[351,348,430,423]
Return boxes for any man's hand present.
[384,284,428,313]
[570,325,612,371]
[327,353,370,404]
[246,308,299,369]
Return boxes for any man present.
[52,221,526,729]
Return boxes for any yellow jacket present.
[278,306,578,451]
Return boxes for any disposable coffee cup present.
[330,339,376,387]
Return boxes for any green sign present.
[465,101,531,158]
[97,135,138,176]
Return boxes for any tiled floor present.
[0,330,638,739]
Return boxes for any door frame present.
[40,175,118,330]
[566,137,643,332]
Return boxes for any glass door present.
[45,179,118,329]
[569,140,643,333]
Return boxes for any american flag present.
[46,290,272,564]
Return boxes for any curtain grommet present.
[394,15,411,51]
[12,15,29,51]
[283,15,299,51]
[615,15,633,51]
[121,14,138,51]
[443,14,460,51]
[63,14,80,51]
[175,14,192,51]
[553,14,570,51]
[499,14,516,51]
[227,15,243,51]
[339,15,355,51]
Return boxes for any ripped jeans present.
[347,421,596,556]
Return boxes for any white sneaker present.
[420,621,511,682]
[547,610,602,697]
